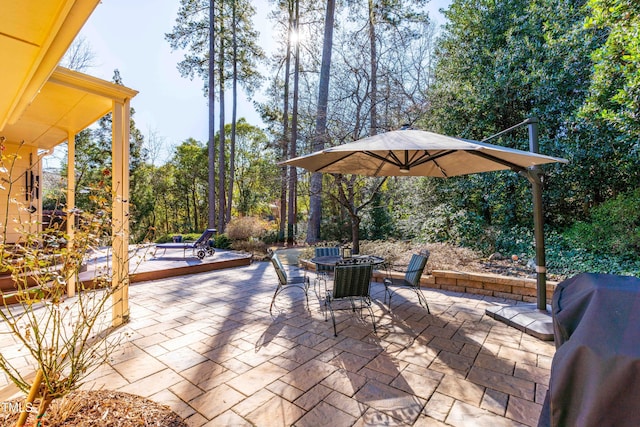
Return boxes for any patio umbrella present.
[280,129,566,177]
[280,125,568,311]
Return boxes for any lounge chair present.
[154,228,217,259]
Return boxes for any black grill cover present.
[539,273,640,427]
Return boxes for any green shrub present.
[181,232,203,242]
[155,233,200,243]
[415,204,489,252]
[546,230,640,277]
[155,234,173,244]
[213,233,232,249]
[261,230,280,245]
[565,188,640,256]
[492,225,535,258]
[362,191,394,240]
[320,216,350,241]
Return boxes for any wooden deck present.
[0,246,252,301]
[80,246,252,285]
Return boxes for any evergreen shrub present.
[213,233,232,249]
[546,231,640,277]
[565,188,640,256]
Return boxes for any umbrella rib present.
[410,150,454,167]
[364,150,453,176]
[390,150,423,167]
[355,151,387,175]
[409,150,453,177]
[364,151,402,167]
[467,150,526,172]
[386,151,404,165]
[316,152,359,172]
[366,150,426,168]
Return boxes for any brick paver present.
[0,257,556,426]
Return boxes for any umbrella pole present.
[530,172,547,310]
[485,117,548,311]
[527,119,547,311]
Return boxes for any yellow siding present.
[0,143,42,243]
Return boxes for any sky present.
[44,0,451,168]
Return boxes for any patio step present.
[486,303,554,341]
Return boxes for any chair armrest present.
[385,277,414,287]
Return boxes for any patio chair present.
[384,250,430,313]
[268,249,310,315]
[313,245,340,293]
[154,228,216,260]
[325,261,375,336]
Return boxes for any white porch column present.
[66,131,76,297]
[111,99,130,326]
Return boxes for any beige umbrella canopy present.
[280,129,567,176]
[281,126,568,312]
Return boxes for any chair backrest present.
[269,252,288,285]
[194,228,217,246]
[315,246,340,257]
[404,253,428,286]
[315,246,340,272]
[333,263,373,299]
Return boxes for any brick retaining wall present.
[371,269,557,303]
[300,259,556,303]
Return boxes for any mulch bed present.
[0,390,186,427]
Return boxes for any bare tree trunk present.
[228,0,238,224]
[280,0,293,242]
[173,199,179,232]
[208,0,217,229]
[351,214,361,254]
[307,0,336,244]
[287,0,300,246]
[162,195,169,233]
[217,0,226,233]
[192,185,199,231]
[346,176,359,254]
[368,0,378,136]
[185,189,192,230]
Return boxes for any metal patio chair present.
[325,261,375,337]
[268,249,310,315]
[384,250,430,313]
[312,245,340,294]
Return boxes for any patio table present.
[310,255,384,296]
[310,255,385,267]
